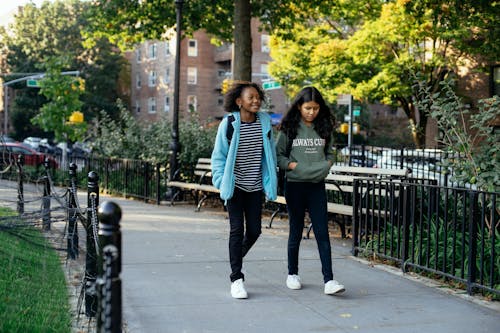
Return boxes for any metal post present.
[156,163,161,205]
[85,171,99,317]
[42,175,51,231]
[3,85,8,134]
[67,163,79,259]
[97,201,122,333]
[169,0,184,182]
[347,94,353,150]
[467,191,478,295]
[16,155,24,215]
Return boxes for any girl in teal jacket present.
[211,81,277,299]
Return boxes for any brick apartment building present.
[126,19,288,125]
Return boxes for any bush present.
[415,77,500,192]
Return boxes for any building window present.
[187,67,197,85]
[218,69,226,78]
[164,96,170,112]
[261,34,270,53]
[148,71,157,87]
[148,43,157,59]
[165,40,171,56]
[135,100,141,113]
[148,98,157,113]
[187,95,197,112]
[136,73,141,88]
[260,64,270,81]
[188,39,198,57]
[164,68,171,84]
[136,48,142,62]
[217,97,224,106]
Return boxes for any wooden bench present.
[167,158,220,211]
[267,165,411,239]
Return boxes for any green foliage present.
[415,77,500,192]
[0,210,71,332]
[0,0,127,138]
[177,114,218,180]
[268,0,499,147]
[33,57,87,143]
[93,102,217,172]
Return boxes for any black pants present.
[227,187,263,282]
[285,181,333,283]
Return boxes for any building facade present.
[126,19,288,125]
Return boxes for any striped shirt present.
[234,119,263,192]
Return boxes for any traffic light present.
[339,123,348,134]
[221,79,233,94]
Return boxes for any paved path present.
[0,179,498,333]
[110,197,499,333]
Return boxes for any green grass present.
[0,207,71,333]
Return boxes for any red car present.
[0,142,58,169]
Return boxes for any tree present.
[86,0,339,80]
[268,0,499,147]
[0,0,127,138]
[33,57,87,144]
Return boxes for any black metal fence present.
[351,178,499,297]
[332,144,465,188]
[53,155,169,204]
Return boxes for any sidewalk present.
[108,196,499,333]
[0,178,498,333]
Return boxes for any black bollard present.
[42,175,51,231]
[67,163,79,259]
[97,201,122,333]
[16,155,24,215]
[85,171,99,317]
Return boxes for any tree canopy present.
[268,0,499,147]
[0,0,127,139]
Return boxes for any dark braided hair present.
[223,81,266,113]
[279,86,335,146]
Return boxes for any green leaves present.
[33,57,87,143]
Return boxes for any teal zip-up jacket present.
[276,121,334,183]
[211,111,278,201]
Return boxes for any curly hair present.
[279,86,335,142]
[223,81,266,113]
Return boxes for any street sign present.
[262,81,281,90]
[26,79,40,88]
[353,107,361,117]
[337,94,351,105]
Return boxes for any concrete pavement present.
[0,178,498,333]
[111,196,499,333]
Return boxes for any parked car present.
[23,136,42,150]
[0,142,58,169]
[1,135,16,143]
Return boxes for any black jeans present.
[285,181,333,282]
[227,187,263,282]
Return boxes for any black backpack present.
[226,114,272,143]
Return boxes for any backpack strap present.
[226,114,235,144]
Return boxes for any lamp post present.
[169,0,184,182]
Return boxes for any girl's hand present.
[288,162,298,170]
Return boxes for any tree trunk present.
[233,0,252,81]
[398,96,427,148]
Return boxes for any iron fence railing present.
[333,144,472,188]
[352,178,499,296]
[52,155,169,204]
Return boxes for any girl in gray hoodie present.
[276,86,345,295]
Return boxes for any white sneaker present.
[324,280,345,295]
[231,278,248,299]
[286,274,302,290]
